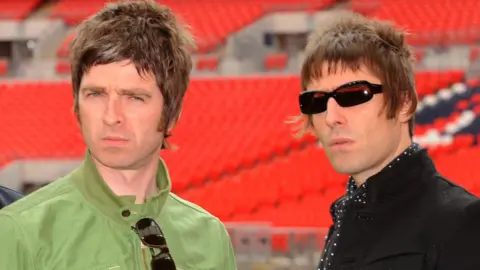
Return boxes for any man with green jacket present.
[0,1,237,269]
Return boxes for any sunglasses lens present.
[144,235,167,247]
[334,83,374,107]
[151,255,176,270]
[299,91,328,114]
[136,218,154,230]
[136,218,165,247]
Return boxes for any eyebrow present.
[118,88,152,98]
[80,85,152,98]
[80,85,105,93]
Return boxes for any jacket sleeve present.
[0,213,36,270]
[437,200,480,270]
[217,220,237,270]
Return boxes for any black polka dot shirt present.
[318,143,421,270]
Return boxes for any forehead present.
[80,60,158,92]
[307,63,380,91]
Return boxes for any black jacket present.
[321,149,480,270]
[0,186,23,209]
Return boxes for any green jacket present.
[0,153,237,270]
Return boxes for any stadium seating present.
[264,53,289,70]
[0,71,473,174]
[1,73,478,213]
[196,55,220,72]
[0,0,41,20]
[350,0,480,45]
[372,0,480,45]
[51,0,480,63]
[52,0,336,58]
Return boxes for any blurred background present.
[0,0,479,269]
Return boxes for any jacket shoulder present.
[433,175,479,210]
[435,196,480,269]
[0,176,77,216]
[426,175,480,235]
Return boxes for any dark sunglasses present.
[299,80,383,115]
[133,218,176,270]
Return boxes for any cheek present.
[79,106,100,125]
[351,98,383,129]
[352,108,392,146]
[311,115,328,140]
[129,112,162,139]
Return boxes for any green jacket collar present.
[70,152,171,226]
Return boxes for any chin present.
[328,155,358,175]
[92,150,137,170]
[100,159,136,170]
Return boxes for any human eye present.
[86,91,102,97]
[128,95,145,102]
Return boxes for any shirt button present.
[121,210,131,217]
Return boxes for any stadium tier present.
[0,0,42,20]
[352,0,480,45]
[50,0,480,61]
[0,73,479,228]
[52,0,336,56]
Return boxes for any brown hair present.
[292,10,418,138]
[70,0,195,149]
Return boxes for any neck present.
[352,135,413,187]
[93,157,159,204]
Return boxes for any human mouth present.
[329,138,355,149]
[102,136,129,146]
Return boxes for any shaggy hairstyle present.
[293,10,418,138]
[70,0,195,149]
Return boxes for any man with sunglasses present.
[0,1,236,270]
[294,11,480,270]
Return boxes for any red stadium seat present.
[55,60,71,75]
[368,0,480,45]
[0,71,477,230]
[0,0,41,20]
[264,53,289,71]
[0,71,470,189]
[196,55,220,72]
[52,0,266,54]
[52,0,337,57]
[0,59,8,76]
